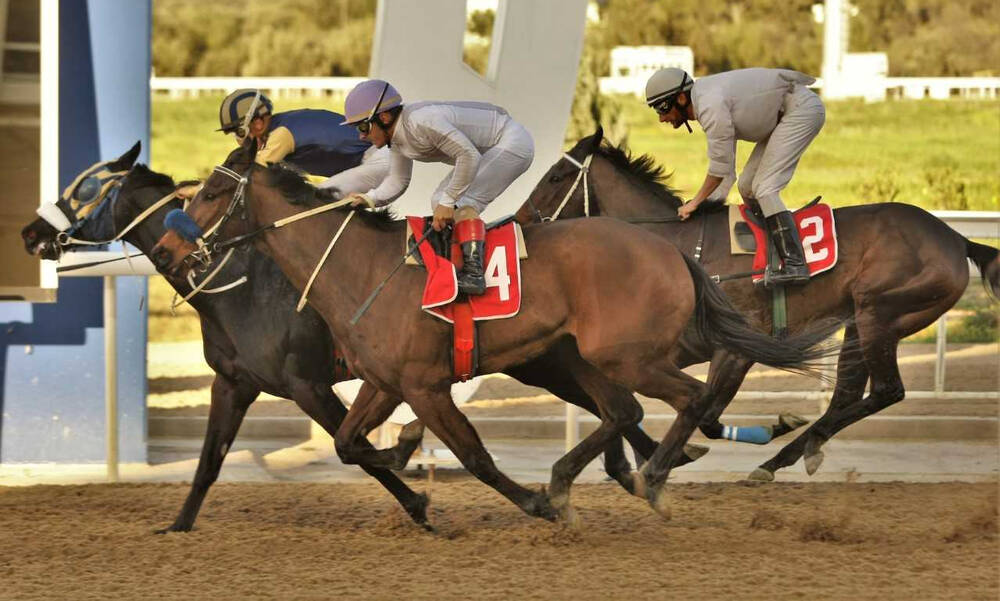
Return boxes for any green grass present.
[148,95,999,342]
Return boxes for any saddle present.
[405,216,527,382]
[722,196,837,336]
[727,196,838,285]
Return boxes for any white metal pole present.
[104,276,119,482]
[564,404,579,453]
[934,315,947,394]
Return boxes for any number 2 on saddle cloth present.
[738,202,839,283]
[405,216,524,382]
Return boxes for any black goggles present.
[355,119,373,135]
[652,95,679,116]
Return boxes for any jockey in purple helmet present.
[217,88,390,197]
[342,79,534,296]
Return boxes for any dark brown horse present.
[516,128,1000,480]
[20,144,430,531]
[151,144,838,523]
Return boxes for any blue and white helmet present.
[218,89,273,134]
[342,79,403,126]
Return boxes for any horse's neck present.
[592,157,681,220]
[253,199,395,330]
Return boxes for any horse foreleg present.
[291,380,429,528]
[695,351,802,445]
[404,386,558,522]
[752,321,870,480]
[157,374,258,533]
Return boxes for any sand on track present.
[0,479,995,601]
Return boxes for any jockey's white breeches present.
[431,121,535,213]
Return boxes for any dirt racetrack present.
[0,480,995,600]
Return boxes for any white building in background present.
[596,0,997,101]
[599,45,693,97]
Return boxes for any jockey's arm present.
[678,103,734,218]
[254,126,295,167]
[364,150,412,207]
[692,174,725,204]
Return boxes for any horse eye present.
[548,174,562,183]
[204,192,216,201]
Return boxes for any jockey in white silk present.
[342,79,534,296]
[646,67,825,285]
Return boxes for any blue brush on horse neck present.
[721,424,772,444]
[164,208,205,243]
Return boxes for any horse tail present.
[966,240,1000,300]
[680,253,843,378]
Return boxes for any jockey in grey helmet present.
[342,79,534,296]
[217,88,390,197]
[646,67,825,285]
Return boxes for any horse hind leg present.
[751,323,868,481]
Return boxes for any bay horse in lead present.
[152,143,840,523]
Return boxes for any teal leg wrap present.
[722,424,772,445]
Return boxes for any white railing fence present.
[150,76,365,101]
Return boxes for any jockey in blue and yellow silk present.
[340,79,535,296]
[217,89,390,196]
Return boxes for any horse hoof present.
[528,491,559,522]
[647,488,672,521]
[779,413,809,431]
[405,491,431,525]
[747,467,775,482]
[804,451,825,475]
[558,504,581,529]
[683,443,710,461]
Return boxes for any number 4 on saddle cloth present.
[405,216,527,382]
[731,199,839,284]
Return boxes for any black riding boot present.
[765,211,810,285]
[457,240,487,295]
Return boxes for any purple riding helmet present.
[342,79,403,127]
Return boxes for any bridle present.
[179,162,357,311]
[529,152,595,223]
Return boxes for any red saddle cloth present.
[738,203,838,283]
[406,216,523,323]
[406,216,523,382]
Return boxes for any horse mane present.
[593,142,729,216]
[262,162,397,230]
[121,164,174,195]
[596,142,683,209]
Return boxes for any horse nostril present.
[152,247,171,268]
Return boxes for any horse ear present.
[588,125,604,152]
[112,141,141,171]
[244,136,258,161]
